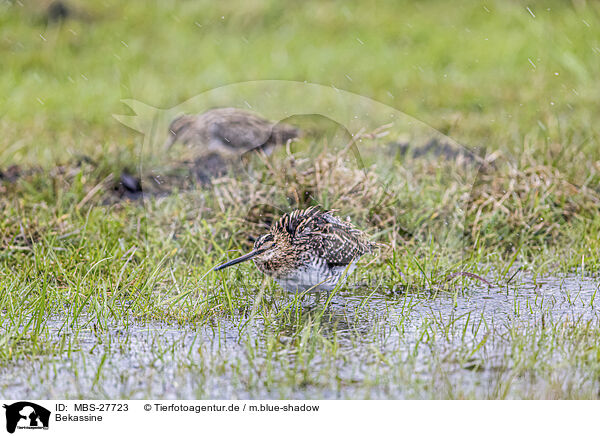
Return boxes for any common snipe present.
[214,207,375,293]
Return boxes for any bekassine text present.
[55,414,103,422]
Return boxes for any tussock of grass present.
[213,140,399,237]
[467,155,600,250]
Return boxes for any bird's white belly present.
[275,262,356,293]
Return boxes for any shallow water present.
[1,274,599,399]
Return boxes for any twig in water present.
[446,271,492,287]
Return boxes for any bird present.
[164,108,300,157]
[214,206,375,294]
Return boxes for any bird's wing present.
[292,208,373,266]
[208,112,273,150]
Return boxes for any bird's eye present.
[255,234,273,248]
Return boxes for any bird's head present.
[164,114,195,150]
[213,233,278,271]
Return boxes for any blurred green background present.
[2,1,600,400]
[2,0,599,165]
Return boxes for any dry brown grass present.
[2,129,599,262]
[210,136,404,243]
[466,156,600,244]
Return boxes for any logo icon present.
[2,402,50,434]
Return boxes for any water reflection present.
[0,274,598,399]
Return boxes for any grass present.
[1,0,600,399]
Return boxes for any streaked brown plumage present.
[164,108,299,156]
[214,207,375,293]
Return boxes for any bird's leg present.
[272,295,280,313]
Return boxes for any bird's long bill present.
[213,248,266,271]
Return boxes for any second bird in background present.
[164,107,300,157]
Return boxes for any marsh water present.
[1,274,599,399]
